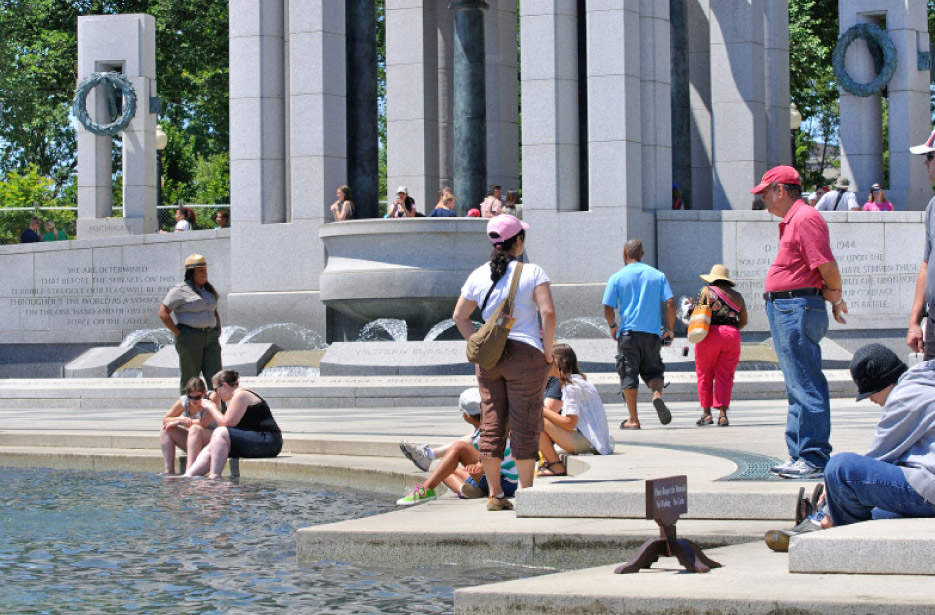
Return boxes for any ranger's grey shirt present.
[162,281,218,329]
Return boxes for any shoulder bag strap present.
[833,191,845,211]
[504,262,523,313]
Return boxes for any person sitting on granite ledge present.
[765,344,935,552]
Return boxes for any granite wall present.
[0,230,230,344]
[657,210,923,331]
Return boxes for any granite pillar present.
[887,1,932,211]
[229,0,286,225]
[841,1,932,211]
[451,0,489,215]
[639,0,673,211]
[386,0,439,212]
[585,1,641,214]
[763,0,790,168]
[837,10,883,203]
[483,0,519,196]
[346,0,379,219]
[688,0,713,209]
[709,0,766,210]
[670,0,691,206]
[76,14,158,238]
[438,7,455,192]
[520,1,578,213]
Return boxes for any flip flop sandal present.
[717,415,730,426]
[537,461,568,477]
[696,414,714,426]
[653,398,672,425]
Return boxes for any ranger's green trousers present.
[175,324,222,393]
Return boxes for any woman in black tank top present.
[181,370,282,478]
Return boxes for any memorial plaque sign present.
[646,475,688,525]
[615,475,721,574]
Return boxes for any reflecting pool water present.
[0,468,546,614]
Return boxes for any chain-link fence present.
[0,204,230,244]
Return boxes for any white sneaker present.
[777,458,824,480]
[769,458,796,476]
[399,441,432,472]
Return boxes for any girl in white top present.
[538,344,615,477]
[453,214,556,508]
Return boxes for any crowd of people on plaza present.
[149,126,935,552]
[327,183,521,222]
[798,176,894,212]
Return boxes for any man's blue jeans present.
[824,453,935,526]
[766,295,831,467]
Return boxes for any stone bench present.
[789,518,935,575]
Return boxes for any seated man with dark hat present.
[766,344,935,551]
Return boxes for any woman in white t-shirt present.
[538,344,615,477]
[452,214,556,510]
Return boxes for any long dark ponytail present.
[489,230,525,284]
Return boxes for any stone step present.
[0,370,858,409]
[452,541,934,615]
[789,518,935,575]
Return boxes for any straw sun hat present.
[699,264,735,286]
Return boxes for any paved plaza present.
[2,373,931,613]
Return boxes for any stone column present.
[287,0,347,223]
[346,0,379,218]
[386,0,439,212]
[763,0,790,168]
[585,1,641,215]
[837,13,882,202]
[520,1,578,213]
[709,0,766,210]
[229,0,286,225]
[878,2,931,211]
[451,1,489,215]
[76,14,157,237]
[438,7,455,192]
[484,0,519,195]
[688,0,713,209]
[670,0,691,206]
[640,0,673,211]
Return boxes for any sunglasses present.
[187,394,203,401]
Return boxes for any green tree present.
[789,0,839,189]
[0,0,229,204]
[0,164,75,243]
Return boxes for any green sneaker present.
[396,483,437,506]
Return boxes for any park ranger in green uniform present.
[158,254,222,393]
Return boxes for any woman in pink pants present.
[689,265,747,426]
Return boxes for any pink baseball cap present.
[486,214,529,245]
[750,165,802,194]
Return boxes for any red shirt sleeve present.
[796,212,834,271]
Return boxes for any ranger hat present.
[184,254,208,269]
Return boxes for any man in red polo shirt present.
[751,165,848,480]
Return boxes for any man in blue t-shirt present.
[602,239,675,429]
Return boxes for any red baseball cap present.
[466,208,481,217]
[750,165,802,195]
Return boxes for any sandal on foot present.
[537,461,567,477]
[652,398,672,425]
[717,415,729,426]
[696,414,713,426]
